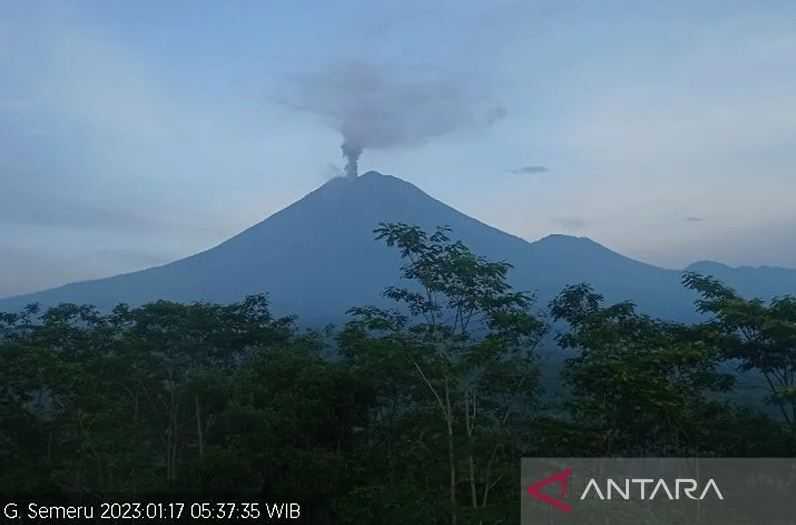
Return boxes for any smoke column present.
[341,141,362,177]
[281,62,506,176]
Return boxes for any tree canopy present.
[0,224,793,524]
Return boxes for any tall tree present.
[344,223,545,525]
[551,283,734,455]
[684,272,796,429]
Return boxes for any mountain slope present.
[686,261,796,300]
[1,171,794,322]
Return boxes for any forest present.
[1,223,794,524]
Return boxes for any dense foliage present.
[1,224,793,524]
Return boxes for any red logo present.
[527,467,573,512]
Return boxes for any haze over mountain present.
[1,171,794,323]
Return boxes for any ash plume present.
[280,62,506,176]
[341,141,362,178]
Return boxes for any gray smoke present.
[281,62,506,176]
[341,140,362,178]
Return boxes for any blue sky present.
[1,1,795,297]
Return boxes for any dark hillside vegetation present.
[1,224,794,525]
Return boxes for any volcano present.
[1,171,794,323]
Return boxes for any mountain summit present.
[1,171,793,322]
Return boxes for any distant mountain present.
[685,261,796,300]
[1,171,794,323]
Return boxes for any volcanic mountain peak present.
[1,171,794,323]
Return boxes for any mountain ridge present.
[1,171,794,322]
